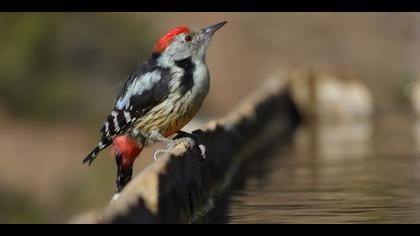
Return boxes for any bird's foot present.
[153,137,196,160]
[154,148,170,160]
[196,144,207,161]
[153,130,207,161]
[167,136,196,149]
[174,130,207,161]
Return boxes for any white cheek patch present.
[158,38,195,62]
[116,71,162,110]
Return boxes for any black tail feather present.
[115,153,133,193]
[83,146,101,166]
[83,140,111,166]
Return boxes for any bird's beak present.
[202,21,227,37]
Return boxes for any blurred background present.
[2,13,420,223]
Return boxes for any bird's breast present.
[132,62,210,140]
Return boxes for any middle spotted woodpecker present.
[83,21,227,192]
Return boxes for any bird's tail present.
[83,142,107,166]
[115,153,133,193]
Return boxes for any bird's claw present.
[175,130,207,161]
[198,144,206,160]
[167,137,196,149]
[153,132,207,161]
[154,137,196,161]
[154,148,170,161]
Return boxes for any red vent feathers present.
[153,26,190,53]
[112,135,143,169]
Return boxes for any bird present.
[83,21,227,192]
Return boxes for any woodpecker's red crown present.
[153,26,190,53]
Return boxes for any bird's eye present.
[185,35,192,42]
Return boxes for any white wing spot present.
[104,121,110,133]
[113,117,120,132]
[124,111,131,122]
[116,71,162,110]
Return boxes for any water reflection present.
[200,119,420,223]
[295,122,373,160]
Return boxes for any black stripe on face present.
[175,57,195,96]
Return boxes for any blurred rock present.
[287,66,374,123]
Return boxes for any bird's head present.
[153,21,227,63]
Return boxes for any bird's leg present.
[115,153,133,193]
[151,129,204,160]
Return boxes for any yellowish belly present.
[161,109,197,137]
[134,101,201,138]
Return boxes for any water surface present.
[200,115,420,223]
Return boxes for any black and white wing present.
[83,61,170,165]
